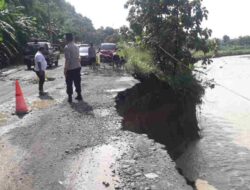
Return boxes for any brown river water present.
[177,55,250,190]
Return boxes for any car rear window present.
[100,44,116,50]
[79,47,89,53]
[24,44,40,54]
[24,43,49,55]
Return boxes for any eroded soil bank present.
[116,75,200,159]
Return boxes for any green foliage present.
[0,0,5,10]
[119,25,135,42]
[0,0,122,67]
[123,0,210,103]
[94,27,120,44]
[125,0,212,76]
[119,43,156,75]
[0,1,38,67]
[218,35,250,49]
[194,36,250,59]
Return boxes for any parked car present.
[23,41,60,70]
[79,46,90,66]
[76,43,89,48]
[99,43,117,63]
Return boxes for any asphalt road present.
[0,58,191,190]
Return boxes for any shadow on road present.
[46,65,62,70]
[38,93,54,100]
[70,100,93,115]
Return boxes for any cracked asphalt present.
[0,58,191,190]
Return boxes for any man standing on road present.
[34,46,47,96]
[88,43,96,69]
[64,33,82,103]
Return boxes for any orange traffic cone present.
[15,80,29,114]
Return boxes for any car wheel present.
[26,62,32,70]
[47,60,52,68]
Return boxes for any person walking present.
[34,46,47,96]
[64,33,82,103]
[88,43,96,69]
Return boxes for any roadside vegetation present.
[121,0,212,103]
[0,0,121,68]
[120,1,250,102]
[194,35,250,59]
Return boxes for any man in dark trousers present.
[34,46,47,96]
[64,33,82,103]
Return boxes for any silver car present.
[79,46,90,66]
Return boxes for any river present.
[176,55,250,190]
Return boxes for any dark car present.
[79,46,90,66]
[99,43,117,63]
[23,41,60,70]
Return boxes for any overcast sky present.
[66,0,250,39]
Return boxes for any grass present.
[119,45,157,76]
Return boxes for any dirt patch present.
[0,113,8,126]
[196,179,218,190]
[31,100,57,110]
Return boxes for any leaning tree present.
[125,0,212,76]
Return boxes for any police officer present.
[64,33,82,103]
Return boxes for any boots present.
[68,95,72,103]
[75,93,83,101]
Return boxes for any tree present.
[0,1,36,67]
[119,25,135,41]
[1,0,122,67]
[222,35,230,45]
[238,36,250,46]
[125,0,212,75]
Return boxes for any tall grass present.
[119,45,157,76]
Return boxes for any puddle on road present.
[0,113,8,126]
[116,77,135,82]
[106,88,127,93]
[196,179,218,190]
[31,100,57,110]
[1,68,20,76]
[46,77,56,81]
[62,143,126,190]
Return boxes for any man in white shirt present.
[34,46,47,96]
